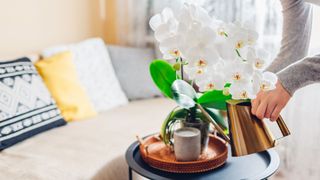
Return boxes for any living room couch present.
[0,44,172,180]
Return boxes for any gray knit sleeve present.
[277,54,320,95]
[266,0,316,95]
[266,0,313,73]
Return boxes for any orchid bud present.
[173,63,181,71]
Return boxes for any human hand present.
[251,81,291,121]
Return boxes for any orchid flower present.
[195,71,226,92]
[158,34,185,60]
[150,8,183,60]
[252,71,278,93]
[229,70,277,100]
[224,22,259,58]
[149,8,178,42]
[149,3,278,100]
[246,47,270,69]
[224,59,254,83]
[229,81,256,100]
[184,65,207,80]
[182,26,220,69]
[177,3,212,27]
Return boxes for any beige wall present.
[0,0,117,58]
[1,0,318,58]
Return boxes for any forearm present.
[277,54,320,95]
[266,0,313,73]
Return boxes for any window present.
[310,5,320,55]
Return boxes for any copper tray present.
[139,134,228,173]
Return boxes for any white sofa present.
[0,98,175,180]
[0,44,173,180]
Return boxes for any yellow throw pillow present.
[35,51,97,121]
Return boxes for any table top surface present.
[126,140,280,180]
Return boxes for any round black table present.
[126,140,280,180]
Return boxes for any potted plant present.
[149,3,277,152]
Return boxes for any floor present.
[270,84,320,180]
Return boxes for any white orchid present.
[229,81,256,100]
[149,8,178,41]
[150,3,221,61]
[245,47,270,69]
[223,59,254,83]
[149,3,278,100]
[221,22,259,59]
[220,59,257,99]
[186,59,226,92]
[177,3,212,27]
[195,71,226,92]
[150,8,184,60]
[227,68,277,99]
[230,22,259,48]
[184,65,207,80]
[182,26,220,67]
[158,34,185,60]
[252,71,278,92]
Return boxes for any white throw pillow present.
[41,38,128,112]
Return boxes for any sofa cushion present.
[0,98,175,179]
[107,45,162,100]
[0,57,66,150]
[41,38,128,112]
[35,51,97,121]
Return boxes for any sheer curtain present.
[276,5,320,180]
[115,0,282,61]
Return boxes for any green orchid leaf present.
[160,107,188,144]
[171,80,197,109]
[224,83,231,88]
[204,107,228,130]
[191,107,227,130]
[150,60,177,98]
[198,90,231,110]
[172,108,188,119]
[160,109,176,144]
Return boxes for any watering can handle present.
[276,115,291,139]
[196,104,230,143]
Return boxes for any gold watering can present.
[197,100,290,157]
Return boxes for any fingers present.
[270,105,283,121]
[254,98,285,121]
[264,99,277,119]
[251,98,260,114]
[250,80,291,121]
[255,100,268,120]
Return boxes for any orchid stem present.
[175,58,179,79]
[180,57,184,80]
[197,104,230,143]
[235,49,247,62]
[235,49,241,57]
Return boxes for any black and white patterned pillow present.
[0,57,66,150]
